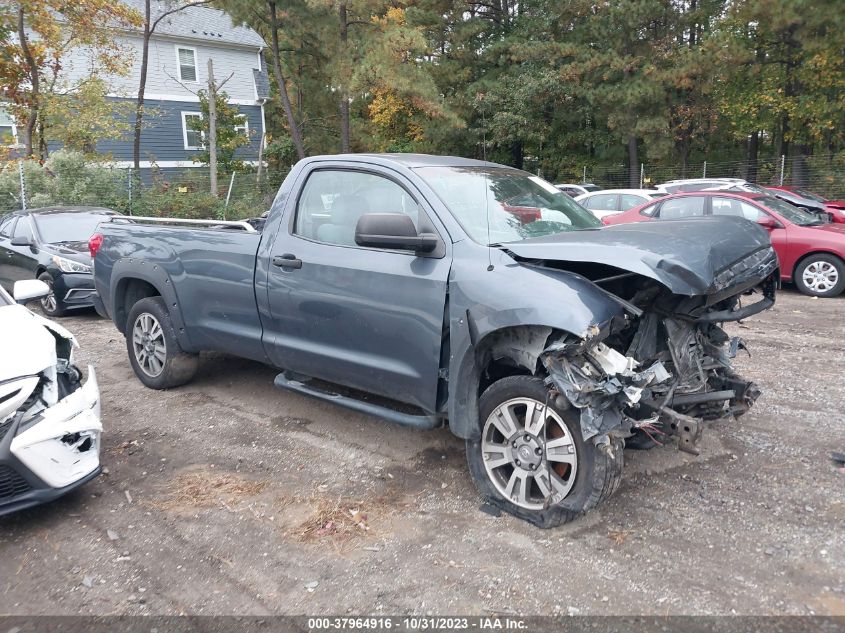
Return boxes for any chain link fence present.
[574,154,845,199]
[0,152,283,220]
[3,152,845,218]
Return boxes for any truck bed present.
[93,220,267,362]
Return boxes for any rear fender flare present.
[110,259,194,352]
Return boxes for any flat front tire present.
[466,375,624,528]
[125,296,198,389]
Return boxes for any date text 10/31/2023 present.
[307,617,528,630]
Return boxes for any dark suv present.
[0,206,115,316]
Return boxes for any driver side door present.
[261,165,452,413]
[7,216,37,284]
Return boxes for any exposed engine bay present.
[491,240,780,456]
[537,251,778,454]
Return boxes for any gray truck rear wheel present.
[126,297,198,389]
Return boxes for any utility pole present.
[207,58,218,197]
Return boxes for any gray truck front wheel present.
[126,297,198,389]
[466,375,623,528]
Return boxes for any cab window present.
[620,194,646,211]
[711,197,763,221]
[12,216,33,242]
[656,196,706,219]
[0,215,16,238]
[294,170,422,247]
[584,193,618,211]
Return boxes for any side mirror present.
[10,236,32,247]
[757,216,779,229]
[13,279,50,305]
[355,213,438,254]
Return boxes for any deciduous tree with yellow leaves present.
[0,0,141,159]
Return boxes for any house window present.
[0,108,17,146]
[0,124,15,146]
[182,112,204,150]
[176,46,198,82]
[234,115,249,139]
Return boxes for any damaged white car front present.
[0,281,101,516]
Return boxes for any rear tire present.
[38,272,67,317]
[466,375,624,528]
[794,254,845,297]
[125,296,198,389]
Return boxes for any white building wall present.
[61,33,262,104]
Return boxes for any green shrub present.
[0,150,128,212]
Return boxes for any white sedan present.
[575,189,666,220]
[0,280,102,516]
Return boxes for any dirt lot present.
[1,288,843,616]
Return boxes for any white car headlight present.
[52,255,91,274]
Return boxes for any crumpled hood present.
[0,304,76,382]
[503,216,775,296]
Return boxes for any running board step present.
[274,371,443,430]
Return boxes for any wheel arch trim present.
[109,259,195,352]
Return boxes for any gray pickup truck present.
[92,154,778,527]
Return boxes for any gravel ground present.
[1,288,843,616]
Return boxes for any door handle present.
[272,254,302,269]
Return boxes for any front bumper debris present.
[541,275,774,455]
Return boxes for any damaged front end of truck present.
[504,217,779,456]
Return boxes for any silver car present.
[575,189,666,220]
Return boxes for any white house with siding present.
[3,0,271,171]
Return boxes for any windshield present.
[729,183,767,194]
[34,213,110,244]
[416,166,602,244]
[792,188,827,203]
[758,196,826,226]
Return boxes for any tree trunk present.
[339,99,350,153]
[628,136,639,188]
[776,115,790,173]
[791,145,811,188]
[510,141,523,170]
[207,59,218,197]
[677,137,690,178]
[746,130,759,183]
[339,2,350,153]
[17,7,39,158]
[268,1,306,160]
[39,116,49,159]
[133,10,151,172]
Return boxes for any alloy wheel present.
[132,312,167,377]
[40,279,57,314]
[481,397,578,510]
[802,260,839,294]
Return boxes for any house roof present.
[120,0,266,49]
[253,68,271,100]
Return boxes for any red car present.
[604,191,845,297]
[767,185,845,223]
